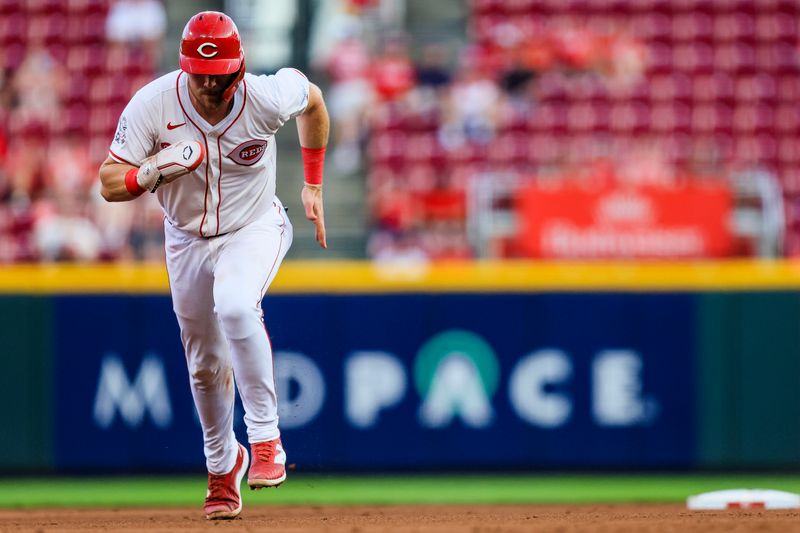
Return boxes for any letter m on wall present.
[93,353,172,429]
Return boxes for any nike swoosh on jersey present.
[167,122,186,130]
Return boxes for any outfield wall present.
[2,261,800,472]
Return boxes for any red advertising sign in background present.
[516,183,733,258]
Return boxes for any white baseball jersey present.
[109,68,309,237]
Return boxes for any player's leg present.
[164,220,248,518]
[212,201,293,486]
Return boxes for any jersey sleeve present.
[108,89,158,166]
[252,68,310,133]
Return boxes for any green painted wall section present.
[0,297,52,470]
[698,292,800,467]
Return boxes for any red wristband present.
[124,168,146,196]
[301,146,326,186]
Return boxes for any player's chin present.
[201,93,224,104]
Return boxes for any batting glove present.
[136,140,205,193]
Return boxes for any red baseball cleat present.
[248,438,287,489]
[204,443,249,520]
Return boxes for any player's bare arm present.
[98,157,138,202]
[99,141,205,202]
[297,82,330,249]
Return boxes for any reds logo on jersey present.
[227,140,268,166]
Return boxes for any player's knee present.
[215,298,259,340]
[188,360,232,390]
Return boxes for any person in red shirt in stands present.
[371,36,416,102]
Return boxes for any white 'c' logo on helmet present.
[197,42,218,58]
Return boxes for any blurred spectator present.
[9,43,65,137]
[615,139,675,187]
[106,0,166,66]
[370,230,429,264]
[45,132,95,194]
[91,183,135,260]
[518,34,557,73]
[3,127,48,202]
[438,62,501,149]
[0,196,37,262]
[0,0,164,264]
[370,174,417,232]
[322,25,374,174]
[33,191,102,261]
[501,63,536,99]
[421,220,472,260]
[371,37,416,102]
[415,44,452,89]
[129,195,168,261]
[553,18,598,71]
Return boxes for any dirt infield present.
[1,504,799,532]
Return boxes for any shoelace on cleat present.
[255,443,275,463]
[207,474,229,501]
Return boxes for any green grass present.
[1,474,800,508]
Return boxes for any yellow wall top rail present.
[2,260,800,294]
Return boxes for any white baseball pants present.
[164,199,293,475]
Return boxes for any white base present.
[687,489,800,510]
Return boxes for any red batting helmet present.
[180,11,245,100]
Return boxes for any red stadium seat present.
[774,43,799,74]
[717,43,757,73]
[529,134,562,165]
[368,131,409,171]
[65,102,90,133]
[89,75,112,104]
[775,105,800,134]
[84,0,109,15]
[647,41,673,74]
[713,103,734,134]
[673,12,713,43]
[470,0,504,16]
[122,48,152,76]
[108,76,133,105]
[80,12,106,44]
[0,13,26,45]
[773,12,797,43]
[610,102,648,133]
[535,71,568,102]
[64,76,91,105]
[692,104,716,133]
[0,42,25,70]
[405,133,438,165]
[566,101,598,132]
[506,0,537,15]
[778,136,800,164]
[713,72,736,102]
[0,0,23,15]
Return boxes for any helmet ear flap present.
[223,58,246,102]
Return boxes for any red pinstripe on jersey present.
[175,71,212,237]
[215,79,248,236]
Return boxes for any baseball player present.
[98,12,329,520]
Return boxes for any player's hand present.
[137,140,205,192]
[301,183,327,249]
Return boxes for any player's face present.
[188,73,237,106]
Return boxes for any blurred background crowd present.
[0,0,797,262]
